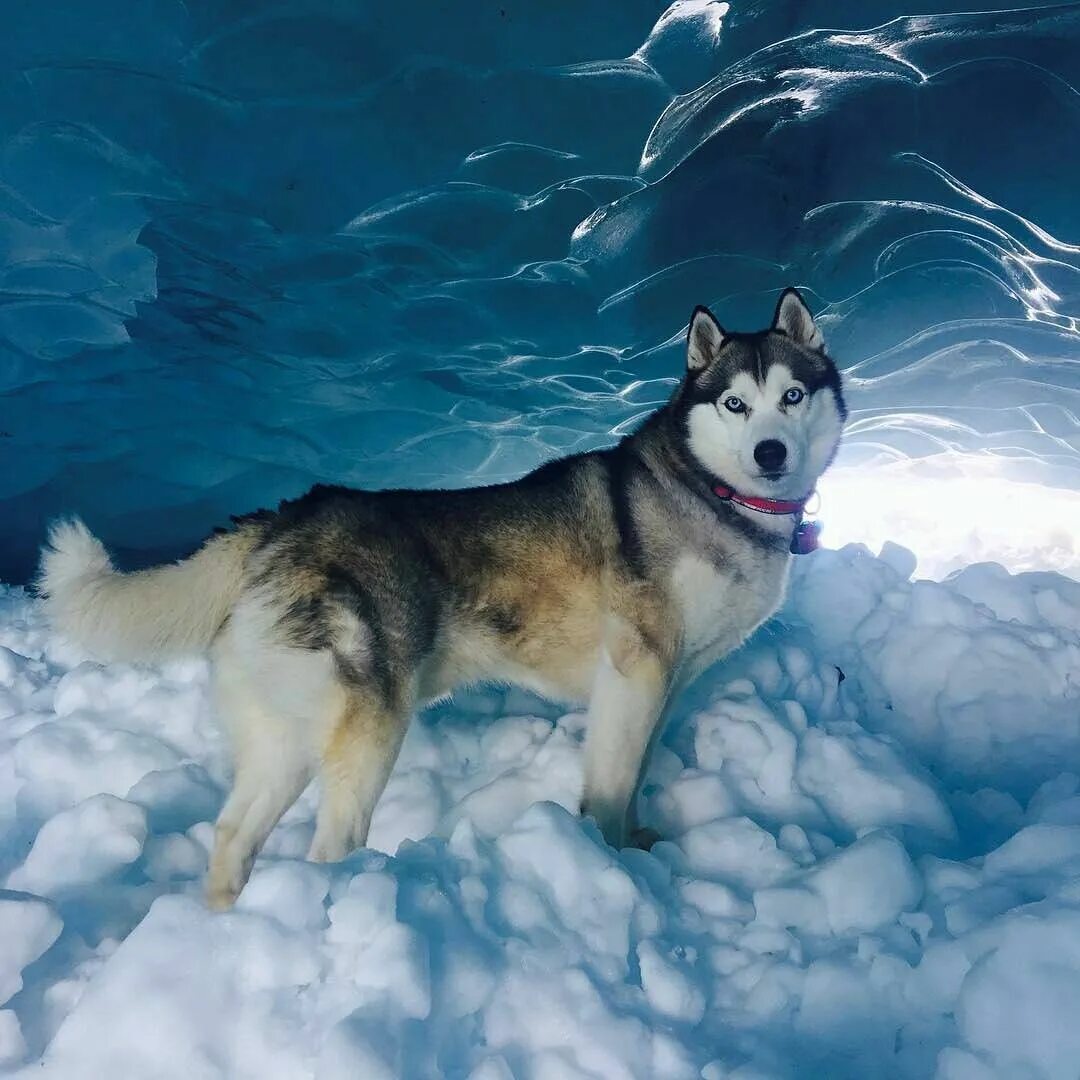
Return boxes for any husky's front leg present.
[581,621,671,849]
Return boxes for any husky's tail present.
[37,518,263,662]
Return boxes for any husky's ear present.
[773,288,824,350]
[687,305,725,373]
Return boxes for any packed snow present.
[0,540,1078,1079]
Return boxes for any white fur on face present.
[686,362,843,498]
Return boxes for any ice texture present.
[0,545,1078,1077]
[1,1,1078,582]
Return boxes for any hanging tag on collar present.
[790,519,821,555]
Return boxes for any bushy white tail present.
[38,518,258,662]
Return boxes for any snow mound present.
[1,542,1078,1078]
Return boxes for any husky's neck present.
[622,405,797,549]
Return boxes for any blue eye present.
[723,396,745,414]
[784,387,805,405]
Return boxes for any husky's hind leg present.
[204,606,342,909]
[206,748,311,911]
[205,658,316,910]
[307,687,409,863]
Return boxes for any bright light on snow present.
[821,458,1080,581]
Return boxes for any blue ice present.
[0,1,1077,582]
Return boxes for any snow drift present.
[1,543,1078,1078]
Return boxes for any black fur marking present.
[605,448,649,578]
[392,556,442,664]
[683,331,770,402]
[324,568,396,705]
[280,595,330,650]
[486,604,522,637]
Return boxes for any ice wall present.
[1,1,1078,580]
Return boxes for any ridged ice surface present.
[1,1,1078,580]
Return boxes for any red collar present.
[713,483,809,516]
[711,483,822,554]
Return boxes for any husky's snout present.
[753,439,787,474]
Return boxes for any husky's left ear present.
[773,288,824,351]
[687,305,725,374]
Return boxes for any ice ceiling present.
[1,1,1078,581]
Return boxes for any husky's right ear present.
[687,305,725,374]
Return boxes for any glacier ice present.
[0,1,1078,580]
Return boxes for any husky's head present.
[676,289,846,500]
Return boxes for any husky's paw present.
[306,837,349,864]
[629,826,662,851]
[580,800,627,850]
[205,881,239,912]
[205,854,249,911]
[205,866,244,910]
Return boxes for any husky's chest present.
[669,550,789,676]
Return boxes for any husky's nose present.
[754,440,787,472]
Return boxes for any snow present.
[0,897,62,1007]
[0,541,1077,1078]
[6,794,147,897]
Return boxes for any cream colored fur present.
[38,517,258,663]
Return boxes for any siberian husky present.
[39,288,846,908]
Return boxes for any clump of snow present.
[0,896,62,1006]
[1,540,1079,1078]
[6,794,147,897]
